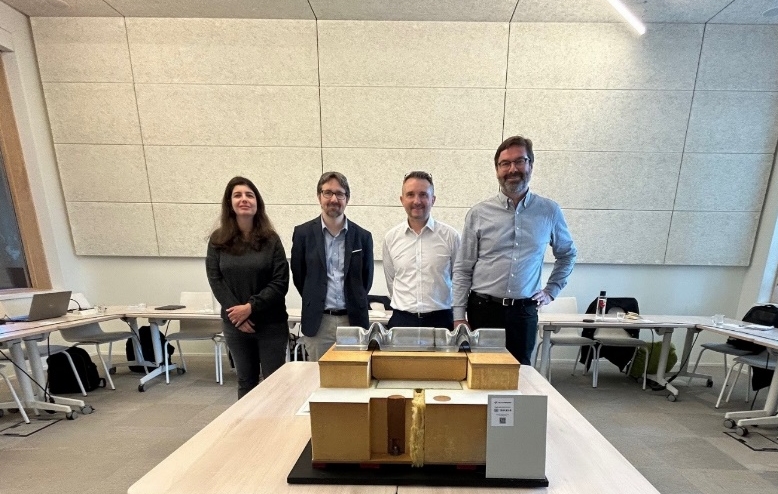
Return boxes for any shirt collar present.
[321,216,349,236]
[406,216,435,233]
[497,190,532,210]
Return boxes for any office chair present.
[0,340,86,396]
[0,363,30,423]
[59,293,141,390]
[533,297,596,383]
[163,292,224,385]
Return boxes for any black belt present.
[323,309,348,316]
[471,292,536,307]
[395,308,452,318]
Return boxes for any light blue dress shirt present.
[322,218,348,310]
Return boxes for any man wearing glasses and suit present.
[453,135,577,365]
[291,171,374,361]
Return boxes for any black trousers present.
[466,292,538,365]
[222,320,288,399]
[387,308,454,330]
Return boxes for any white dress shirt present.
[383,217,461,313]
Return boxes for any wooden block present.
[318,348,372,388]
[466,352,520,390]
[310,402,370,462]
[371,351,468,381]
[424,403,487,464]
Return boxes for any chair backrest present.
[368,294,392,310]
[179,292,222,334]
[586,297,640,339]
[60,293,106,342]
[742,304,778,327]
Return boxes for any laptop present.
[8,291,72,322]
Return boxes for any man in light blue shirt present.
[453,135,577,364]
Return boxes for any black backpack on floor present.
[125,325,175,373]
[47,346,106,394]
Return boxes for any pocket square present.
[352,249,362,253]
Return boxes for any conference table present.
[127,362,660,494]
[0,311,119,417]
[536,314,714,401]
[695,319,778,434]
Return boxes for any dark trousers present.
[222,320,288,399]
[466,293,538,365]
[387,308,454,330]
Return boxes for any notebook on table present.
[8,291,72,322]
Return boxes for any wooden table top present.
[128,362,659,494]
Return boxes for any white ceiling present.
[1,0,777,24]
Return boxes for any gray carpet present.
[0,356,776,494]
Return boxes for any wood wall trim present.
[0,56,51,289]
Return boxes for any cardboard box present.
[371,351,467,381]
[466,352,520,390]
[318,348,372,388]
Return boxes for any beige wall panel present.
[674,154,773,212]
[428,207,468,235]
[108,0,315,19]
[697,25,778,91]
[531,152,681,210]
[266,204,321,254]
[153,203,220,257]
[560,210,671,264]
[666,211,759,266]
[145,146,321,204]
[135,84,320,146]
[31,17,132,83]
[126,18,318,85]
[309,0,517,21]
[684,91,778,153]
[710,0,778,24]
[43,82,142,144]
[321,87,504,149]
[2,0,121,17]
[55,144,150,202]
[508,23,702,90]
[318,21,508,87]
[512,0,730,23]
[67,202,158,256]
[323,148,495,208]
[505,89,692,153]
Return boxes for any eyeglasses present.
[497,157,530,170]
[321,190,347,200]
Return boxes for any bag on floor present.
[47,346,106,394]
[125,325,175,373]
[628,342,677,379]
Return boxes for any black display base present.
[287,441,549,488]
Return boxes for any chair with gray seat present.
[0,363,30,423]
[533,297,595,383]
[59,293,141,390]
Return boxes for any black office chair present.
[580,297,641,372]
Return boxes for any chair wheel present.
[138,384,145,392]
[0,409,4,417]
[108,367,117,375]
[706,379,713,388]
[80,405,94,415]
[66,411,78,420]
[667,393,677,402]
[723,419,736,429]
[736,426,749,437]
[177,368,186,375]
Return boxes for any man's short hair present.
[317,171,351,199]
[402,171,434,192]
[494,135,534,167]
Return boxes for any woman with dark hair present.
[206,176,289,398]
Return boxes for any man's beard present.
[499,172,529,195]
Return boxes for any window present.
[0,150,29,288]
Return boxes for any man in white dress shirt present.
[383,171,461,330]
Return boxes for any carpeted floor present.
[0,356,776,494]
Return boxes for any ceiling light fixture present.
[606,0,647,35]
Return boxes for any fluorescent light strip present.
[606,0,647,35]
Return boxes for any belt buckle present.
[502,298,511,306]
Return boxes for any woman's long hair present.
[209,176,276,254]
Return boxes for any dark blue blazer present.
[290,217,374,336]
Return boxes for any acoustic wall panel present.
[665,212,760,266]
[697,25,778,91]
[67,202,158,256]
[55,144,150,202]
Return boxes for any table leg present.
[20,338,84,415]
[539,326,554,380]
[137,319,178,391]
[673,328,713,385]
[646,328,679,400]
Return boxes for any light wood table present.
[128,362,659,494]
